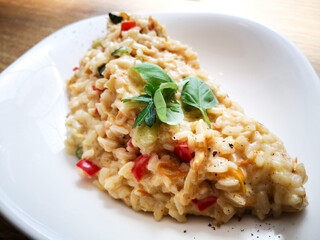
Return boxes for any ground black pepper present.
[229,143,234,148]
[212,151,218,157]
[208,223,215,230]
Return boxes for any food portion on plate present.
[65,12,308,225]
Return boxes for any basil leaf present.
[154,88,167,123]
[153,82,178,123]
[166,101,184,125]
[111,46,132,57]
[124,64,184,127]
[132,63,174,87]
[144,84,157,97]
[133,102,154,127]
[154,83,183,125]
[160,82,178,100]
[97,64,106,77]
[109,13,123,24]
[181,77,218,127]
[122,94,152,103]
[178,78,189,89]
[144,103,156,127]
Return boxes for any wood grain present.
[0,0,319,75]
[0,0,319,238]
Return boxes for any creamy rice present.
[65,12,308,225]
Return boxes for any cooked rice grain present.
[65,12,308,225]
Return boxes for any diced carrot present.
[238,159,252,166]
[227,168,246,194]
[157,162,188,178]
[137,189,150,196]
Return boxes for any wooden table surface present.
[0,0,319,239]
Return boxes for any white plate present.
[0,13,319,240]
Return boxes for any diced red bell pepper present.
[132,154,150,181]
[76,159,101,177]
[92,85,103,92]
[173,143,193,163]
[121,21,137,31]
[126,138,134,148]
[72,67,79,71]
[192,196,217,211]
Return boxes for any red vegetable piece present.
[76,159,101,177]
[121,21,137,31]
[126,138,134,148]
[72,67,79,71]
[192,196,217,211]
[92,85,103,92]
[173,143,193,163]
[132,154,150,181]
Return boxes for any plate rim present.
[0,12,319,240]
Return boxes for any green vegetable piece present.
[181,77,218,127]
[97,64,106,77]
[75,147,83,160]
[111,46,132,57]
[133,122,158,149]
[131,63,174,87]
[122,94,152,103]
[128,67,144,85]
[109,13,123,24]
[92,38,102,48]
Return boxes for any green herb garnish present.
[131,63,174,86]
[122,94,152,103]
[181,77,218,127]
[108,13,123,24]
[122,64,218,128]
[134,101,156,127]
[97,64,106,77]
[122,63,182,127]
[111,46,132,57]
[75,147,83,160]
[153,82,183,125]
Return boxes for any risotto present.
[65,12,308,225]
